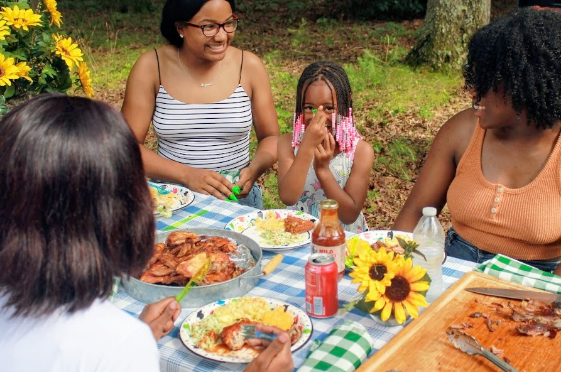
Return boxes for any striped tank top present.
[152,50,253,171]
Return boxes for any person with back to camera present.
[277,61,374,233]
[393,8,561,275]
[0,94,293,372]
[121,0,279,209]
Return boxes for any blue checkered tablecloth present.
[112,191,478,372]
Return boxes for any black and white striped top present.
[152,85,253,171]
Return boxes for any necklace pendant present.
[200,82,213,88]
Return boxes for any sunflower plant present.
[0,0,93,114]
[347,236,431,325]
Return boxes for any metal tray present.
[121,228,262,308]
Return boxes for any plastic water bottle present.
[412,207,445,303]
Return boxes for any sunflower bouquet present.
[347,236,430,325]
[0,0,93,114]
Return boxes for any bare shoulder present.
[355,138,374,158]
[435,108,478,160]
[239,49,266,72]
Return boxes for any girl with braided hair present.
[394,8,561,275]
[277,61,374,233]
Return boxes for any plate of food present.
[180,296,313,363]
[149,182,194,218]
[225,209,317,251]
[345,230,415,269]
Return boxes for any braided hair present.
[464,8,561,129]
[292,61,361,159]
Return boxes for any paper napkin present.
[477,254,561,294]
[296,320,374,372]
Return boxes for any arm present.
[121,50,234,199]
[393,108,476,231]
[138,297,181,341]
[236,51,280,197]
[277,109,329,205]
[315,139,374,224]
[244,325,294,372]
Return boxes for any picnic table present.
[112,191,478,371]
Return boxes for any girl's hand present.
[184,168,234,200]
[244,325,294,372]
[300,106,328,152]
[138,297,181,341]
[313,132,335,171]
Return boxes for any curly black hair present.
[464,8,561,129]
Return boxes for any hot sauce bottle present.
[311,199,346,281]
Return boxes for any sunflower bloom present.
[15,61,32,82]
[350,246,399,297]
[0,54,20,86]
[370,255,429,324]
[0,5,42,31]
[54,34,83,70]
[0,20,10,40]
[44,0,62,27]
[78,62,94,98]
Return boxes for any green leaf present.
[3,84,16,99]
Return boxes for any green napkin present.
[476,254,561,294]
[296,320,374,372]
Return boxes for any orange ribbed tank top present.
[447,124,561,260]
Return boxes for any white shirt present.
[0,296,160,372]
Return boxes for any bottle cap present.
[422,206,437,217]
[320,199,339,209]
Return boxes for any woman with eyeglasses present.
[393,8,561,275]
[122,0,278,209]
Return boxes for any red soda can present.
[305,253,338,318]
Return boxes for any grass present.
[58,3,465,222]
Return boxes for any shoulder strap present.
[238,50,244,84]
[154,48,161,86]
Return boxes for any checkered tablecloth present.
[112,192,479,372]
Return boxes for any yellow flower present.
[0,5,42,31]
[44,0,62,27]
[0,20,10,40]
[15,61,32,82]
[0,54,20,86]
[350,246,398,297]
[78,62,94,98]
[370,255,429,324]
[54,34,83,70]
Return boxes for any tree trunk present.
[406,0,491,71]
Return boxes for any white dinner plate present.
[225,209,317,251]
[150,182,194,217]
[355,229,413,246]
[179,297,313,363]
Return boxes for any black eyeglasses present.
[182,17,239,37]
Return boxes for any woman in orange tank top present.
[393,8,561,275]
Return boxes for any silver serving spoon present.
[446,328,520,372]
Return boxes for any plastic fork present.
[148,181,171,195]
[240,324,277,342]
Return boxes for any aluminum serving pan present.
[121,228,262,308]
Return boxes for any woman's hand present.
[235,166,258,199]
[244,325,294,372]
[185,168,234,200]
[139,297,181,341]
[313,132,336,172]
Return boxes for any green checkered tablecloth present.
[477,254,561,294]
[296,320,374,372]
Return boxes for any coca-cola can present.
[305,253,338,318]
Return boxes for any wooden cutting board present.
[357,271,560,372]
